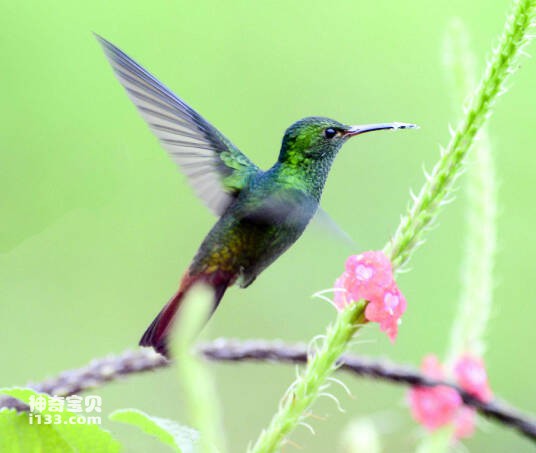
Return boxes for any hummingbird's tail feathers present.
[139,269,236,357]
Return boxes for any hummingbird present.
[95,35,417,357]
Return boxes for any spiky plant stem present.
[248,302,367,453]
[385,0,534,270]
[416,17,499,453]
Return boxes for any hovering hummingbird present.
[95,35,417,356]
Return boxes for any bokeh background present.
[1,0,535,451]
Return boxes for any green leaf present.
[0,409,72,452]
[0,387,120,453]
[110,408,199,453]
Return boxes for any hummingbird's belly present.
[237,221,309,287]
[191,193,317,286]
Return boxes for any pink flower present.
[453,354,493,402]
[333,251,406,341]
[365,288,407,342]
[421,355,445,380]
[454,406,476,439]
[409,386,462,430]
[344,251,393,301]
[408,354,492,440]
[409,356,462,430]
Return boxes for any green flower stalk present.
[416,19,498,452]
[249,1,536,451]
[173,287,228,453]
[444,20,497,361]
[386,0,535,270]
[249,301,367,453]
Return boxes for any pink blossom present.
[408,354,492,440]
[333,251,406,341]
[409,386,462,430]
[365,288,407,342]
[453,406,476,439]
[421,355,445,380]
[408,356,462,430]
[344,251,393,301]
[453,354,493,402]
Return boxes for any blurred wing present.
[95,34,258,216]
[312,207,358,249]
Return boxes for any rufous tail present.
[139,269,235,357]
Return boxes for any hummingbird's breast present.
[190,170,319,287]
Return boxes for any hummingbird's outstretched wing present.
[95,34,258,216]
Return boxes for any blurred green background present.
[1,0,535,451]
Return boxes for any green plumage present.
[96,35,416,356]
[191,117,349,287]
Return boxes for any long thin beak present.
[345,122,419,137]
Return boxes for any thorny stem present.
[0,343,534,442]
[385,0,535,269]
[250,302,367,452]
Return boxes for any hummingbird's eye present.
[324,128,337,139]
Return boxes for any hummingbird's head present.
[278,116,417,166]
